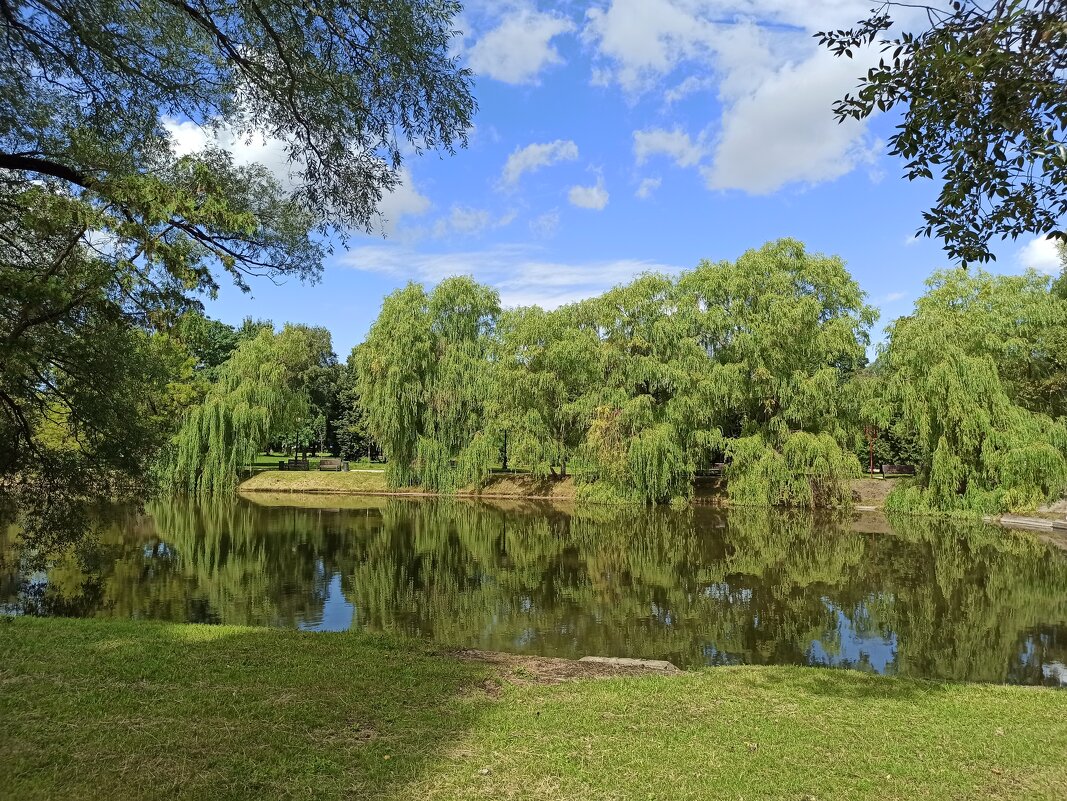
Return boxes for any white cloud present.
[448,205,491,234]
[432,205,515,238]
[903,233,922,246]
[880,291,906,304]
[468,8,575,84]
[635,177,662,199]
[633,127,706,168]
[583,0,717,93]
[500,139,579,186]
[584,2,893,193]
[374,168,431,236]
[340,243,682,308]
[703,47,881,194]
[664,75,716,105]
[529,209,561,238]
[568,176,610,210]
[583,0,881,94]
[165,117,209,155]
[1018,235,1065,275]
[163,116,296,188]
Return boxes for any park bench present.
[277,459,310,471]
[318,458,344,471]
[880,464,916,476]
[694,463,727,478]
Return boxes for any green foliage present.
[819,3,1067,264]
[1,0,474,528]
[349,240,875,507]
[491,306,601,478]
[333,348,376,461]
[880,269,1067,513]
[1051,240,1067,300]
[678,239,874,507]
[627,424,690,504]
[576,273,703,502]
[356,278,500,491]
[3,0,474,238]
[165,325,335,495]
[726,432,859,508]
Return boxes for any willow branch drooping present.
[165,325,331,495]
[677,239,877,507]
[356,277,500,491]
[351,240,1067,512]
[879,269,1067,514]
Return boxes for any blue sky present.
[175,0,1064,359]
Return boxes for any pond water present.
[2,495,1066,686]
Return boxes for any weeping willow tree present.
[164,325,334,495]
[355,277,500,491]
[490,305,601,479]
[578,274,707,504]
[879,269,1067,514]
[676,239,877,507]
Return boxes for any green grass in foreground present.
[2,617,1066,801]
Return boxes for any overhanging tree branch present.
[0,152,90,187]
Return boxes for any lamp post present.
[863,425,879,477]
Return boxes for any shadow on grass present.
[754,663,947,702]
[0,617,495,801]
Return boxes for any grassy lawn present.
[3,617,1066,800]
[239,468,392,494]
[238,470,579,500]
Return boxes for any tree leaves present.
[879,268,1067,513]
[819,1,1067,265]
[355,240,876,507]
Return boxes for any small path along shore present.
[239,470,580,502]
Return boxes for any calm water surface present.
[3,495,1066,686]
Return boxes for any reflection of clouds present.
[1042,661,1067,685]
[297,572,354,633]
[11,499,1067,686]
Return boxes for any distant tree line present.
[15,236,1065,515]
[346,238,1067,512]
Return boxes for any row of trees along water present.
[163,238,1067,515]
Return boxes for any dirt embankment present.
[242,471,897,509]
[452,649,680,689]
[851,477,899,509]
[239,469,578,501]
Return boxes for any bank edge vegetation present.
[164,239,1067,515]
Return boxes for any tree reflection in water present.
[2,497,1065,685]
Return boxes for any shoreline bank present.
[238,470,584,503]
[237,472,1067,546]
